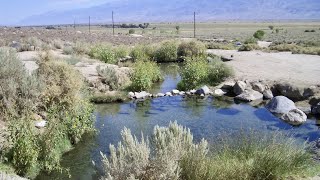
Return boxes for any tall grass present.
[101,123,315,180]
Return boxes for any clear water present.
[37,64,320,180]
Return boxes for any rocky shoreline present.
[127,79,320,126]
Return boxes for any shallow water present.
[37,63,320,180]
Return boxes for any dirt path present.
[207,49,320,86]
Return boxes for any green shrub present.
[244,37,257,44]
[129,29,135,34]
[130,44,158,61]
[114,45,129,59]
[253,30,265,40]
[154,40,178,62]
[206,42,235,50]
[178,57,209,90]
[53,39,63,49]
[64,55,82,65]
[89,44,117,64]
[177,41,206,57]
[238,44,260,51]
[90,93,127,103]
[101,123,314,180]
[207,60,234,86]
[130,60,162,91]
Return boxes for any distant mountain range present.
[20,0,320,25]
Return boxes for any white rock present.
[214,89,227,96]
[172,89,180,94]
[190,89,197,94]
[35,120,47,128]
[128,92,135,98]
[156,93,165,97]
[179,91,186,95]
[196,85,211,95]
[165,92,172,96]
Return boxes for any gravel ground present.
[208,49,320,86]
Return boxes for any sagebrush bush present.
[130,60,162,91]
[177,41,206,57]
[101,122,208,180]
[52,39,63,49]
[101,123,314,180]
[62,45,73,55]
[0,48,42,119]
[154,40,178,62]
[97,66,119,91]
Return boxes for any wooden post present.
[193,11,196,38]
[89,16,91,33]
[112,11,115,36]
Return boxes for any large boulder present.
[196,85,211,95]
[233,81,246,95]
[281,109,307,125]
[221,81,235,91]
[274,83,318,101]
[265,96,296,114]
[235,89,263,102]
[135,91,150,99]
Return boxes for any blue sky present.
[0,0,109,25]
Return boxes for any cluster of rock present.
[215,80,320,125]
[128,86,213,99]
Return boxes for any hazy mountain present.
[20,0,320,25]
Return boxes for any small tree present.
[275,28,280,33]
[253,30,265,40]
[175,25,180,31]
[129,29,135,34]
[268,25,274,30]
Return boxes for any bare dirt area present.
[208,49,320,86]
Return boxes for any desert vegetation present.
[101,122,316,180]
[0,49,94,178]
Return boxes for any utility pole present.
[193,11,196,38]
[89,16,91,33]
[112,11,115,36]
[74,18,76,31]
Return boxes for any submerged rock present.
[265,96,296,114]
[281,109,307,125]
[312,102,320,115]
[235,89,263,102]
